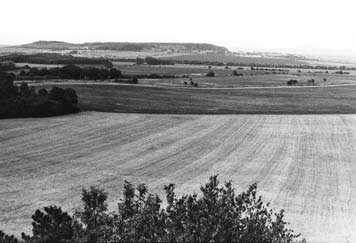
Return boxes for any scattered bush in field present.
[287,79,298,86]
[232,70,243,76]
[131,77,139,84]
[206,70,215,77]
[307,79,315,85]
[135,57,145,65]
[335,70,350,75]
[0,175,304,243]
[0,72,79,118]
[323,78,327,82]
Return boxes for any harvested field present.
[1,112,356,243]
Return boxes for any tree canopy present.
[1,175,305,243]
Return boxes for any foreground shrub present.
[1,175,304,242]
[21,206,74,243]
[0,230,18,243]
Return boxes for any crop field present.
[33,83,356,114]
[139,74,356,88]
[113,62,356,88]
[1,112,356,243]
[159,53,307,66]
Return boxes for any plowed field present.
[1,112,356,242]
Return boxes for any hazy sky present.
[1,0,356,56]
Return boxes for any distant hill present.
[18,41,230,54]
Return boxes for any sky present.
[1,0,356,57]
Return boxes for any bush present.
[206,70,215,77]
[21,206,74,243]
[232,70,243,76]
[287,79,298,86]
[1,175,304,243]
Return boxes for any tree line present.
[0,72,79,118]
[0,175,305,243]
[131,57,356,71]
[136,56,175,65]
[18,65,122,80]
[0,53,112,66]
[18,65,177,81]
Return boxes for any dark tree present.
[206,70,215,77]
[38,88,48,97]
[1,176,303,243]
[104,61,113,69]
[64,88,78,105]
[109,68,122,79]
[135,58,145,65]
[0,230,18,243]
[49,87,65,102]
[21,206,74,243]
[19,82,31,97]
[232,70,243,76]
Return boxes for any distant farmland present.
[1,112,356,243]
[35,83,356,114]
[159,53,307,66]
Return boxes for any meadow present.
[32,83,356,114]
[1,112,356,243]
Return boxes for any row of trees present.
[165,59,356,70]
[0,61,17,71]
[137,57,175,65]
[18,65,176,81]
[0,175,304,243]
[19,65,122,80]
[0,53,112,66]
[0,72,79,118]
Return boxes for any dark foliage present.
[145,56,174,65]
[0,230,18,243]
[0,53,112,66]
[0,61,17,71]
[19,65,122,81]
[232,70,244,76]
[1,176,304,243]
[287,79,298,86]
[0,72,79,118]
[21,206,74,243]
[335,70,350,75]
[135,58,145,65]
[206,70,215,77]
